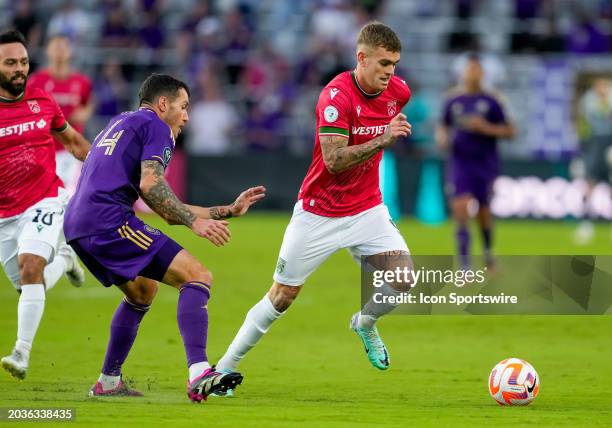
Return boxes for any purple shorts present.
[68,216,183,287]
[448,161,496,205]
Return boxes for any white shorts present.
[0,188,69,288]
[273,201,409,286]
[56,150,82,196]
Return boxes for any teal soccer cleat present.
[209,368,239,398]
[350,313,390,370]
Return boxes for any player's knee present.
[268,282,301,312]
[182,263,213,285]
[188,264,213,286]
[8,273,21,291]
[132,279,158,305]
[18,255,46,284]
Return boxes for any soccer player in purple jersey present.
[64,74,266,403]
[436,55,515,269]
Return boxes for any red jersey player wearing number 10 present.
[0,30,90,380]
[215,22,414,391]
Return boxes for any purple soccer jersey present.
[64,108,182,287]
[442,90,509,203]
[65,108,175,241]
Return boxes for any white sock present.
[358,283,402,329]
[16,284,46,359]
[188,361,211,383]
[43,256,68,291]
[216,295,282,371]
[98,373,120,390]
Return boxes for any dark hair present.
[0,30,27,49]
[357,21,401,53]
[138,73,190,106]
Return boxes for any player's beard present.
[0,71,27,97]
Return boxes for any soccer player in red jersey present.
[0,30,90,380]
[28,34,93,194]
[216,22,413,389]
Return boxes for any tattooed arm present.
[184,186,266,219]
[320,113,412,174]
[140,160,197,226]
[184,204,233,220]
[140,160,232,245]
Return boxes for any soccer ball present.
[488,358,540,406]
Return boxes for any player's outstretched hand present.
[191,218,231,246]
[230,186,267,217]
[382,113,412,147]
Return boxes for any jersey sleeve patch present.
[319,126,349,137]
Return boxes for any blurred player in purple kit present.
[63,74,265,402]
[436,55,515,269]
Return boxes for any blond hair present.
[357,21,402,53]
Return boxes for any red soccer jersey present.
[0,86,68,218]
[28,70,91,150]
[298,71,411,217]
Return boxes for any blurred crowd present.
[4,0,612,156]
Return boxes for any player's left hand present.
[230,186,267,217]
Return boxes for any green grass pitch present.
[0,214,610,427]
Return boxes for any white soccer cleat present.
[1,349,28,380]
[58,243,85,287]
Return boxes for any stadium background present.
[1,1,611,427]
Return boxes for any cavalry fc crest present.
[387,100,397,116]
[27,100,41,114]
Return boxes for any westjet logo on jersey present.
[351,124,388,137]
[0,119,46,137]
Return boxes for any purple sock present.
[177,282,211,367]
[101,299,149,376]
[457,226,470,269]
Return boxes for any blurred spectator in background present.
[447,0,479,51]
[29,34,94,194]
[138,10,165,51]
[12,0,42,48]
[11,0,612,164]
[567,7,610,54]
[186,67,239,155]
[245,100,283,152]
[101,6,133,48]
[510,0,542,53]
[46,1,91,46]
[93,58,129,122]
[574,77,612,243]
[310,0,360,52]
[537,12,566,53]
[176,1,215,65]
[137,9,166,70]
[221,7,253,84]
